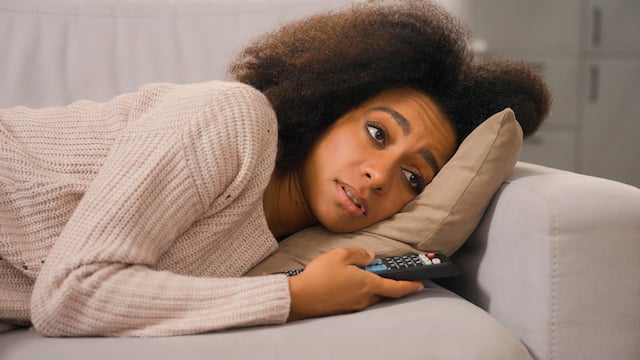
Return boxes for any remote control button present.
[364,264,388,273]
[432,258,441,264]
[419,254,432,265]
[281,269,304,276]
[427,253,436,259]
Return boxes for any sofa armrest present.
[443,162,640,360]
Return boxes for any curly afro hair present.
[228,0,551,172]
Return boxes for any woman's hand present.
[286,247,424,321]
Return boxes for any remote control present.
[277,253,460,281]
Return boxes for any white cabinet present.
[465,0,583,173]
[580,59,640,185]
[583,0,640,55]
[520,128,578,172]
[512,54,581,171]
[465,0,582,54]
[464,0,640,186]
[580,0,640,186]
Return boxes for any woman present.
[0,0,550,336]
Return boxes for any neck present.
[263,168,317,240]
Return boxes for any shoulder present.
[177,82,279,211]
[192,81,274,119]
[179,81,278,170]
[179,81,277,136]
[187,80,276,135]
[127,81,277,147]
[134,80,276,124]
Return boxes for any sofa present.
[1,1,639,359]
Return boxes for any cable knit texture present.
[0,81,290,336]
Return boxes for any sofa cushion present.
[0,284,532,360]
[248,108,523,275]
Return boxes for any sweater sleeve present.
[30,82,290,337]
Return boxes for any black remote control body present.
[277,253,460,281]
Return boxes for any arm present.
[30,82,290,337]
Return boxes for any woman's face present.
[300,87,457,233]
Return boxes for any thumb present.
[339,247,376,267]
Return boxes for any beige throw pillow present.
[247,108,523,275]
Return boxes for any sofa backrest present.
[0,0,353,108]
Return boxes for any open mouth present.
[343,186,364,213]
[336,182,368,217]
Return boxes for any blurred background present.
[1,0,638,187]
[439,0,640,188]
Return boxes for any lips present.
[336,182,368,217]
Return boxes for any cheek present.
[328,129,359,151]
[317,129,364,166]
[374,192,411,221]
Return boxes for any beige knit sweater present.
[0,81,291,336]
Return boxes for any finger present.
[374,278,424,299]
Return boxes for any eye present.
[402,169,425,194]
[366,123,386,147]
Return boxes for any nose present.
[362,158,394,193]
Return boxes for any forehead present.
[363,88,443,116]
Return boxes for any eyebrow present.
[370,106,410,135]
[369,106,441,175]
[420,149,440,175]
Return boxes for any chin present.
[319,219,367,234]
